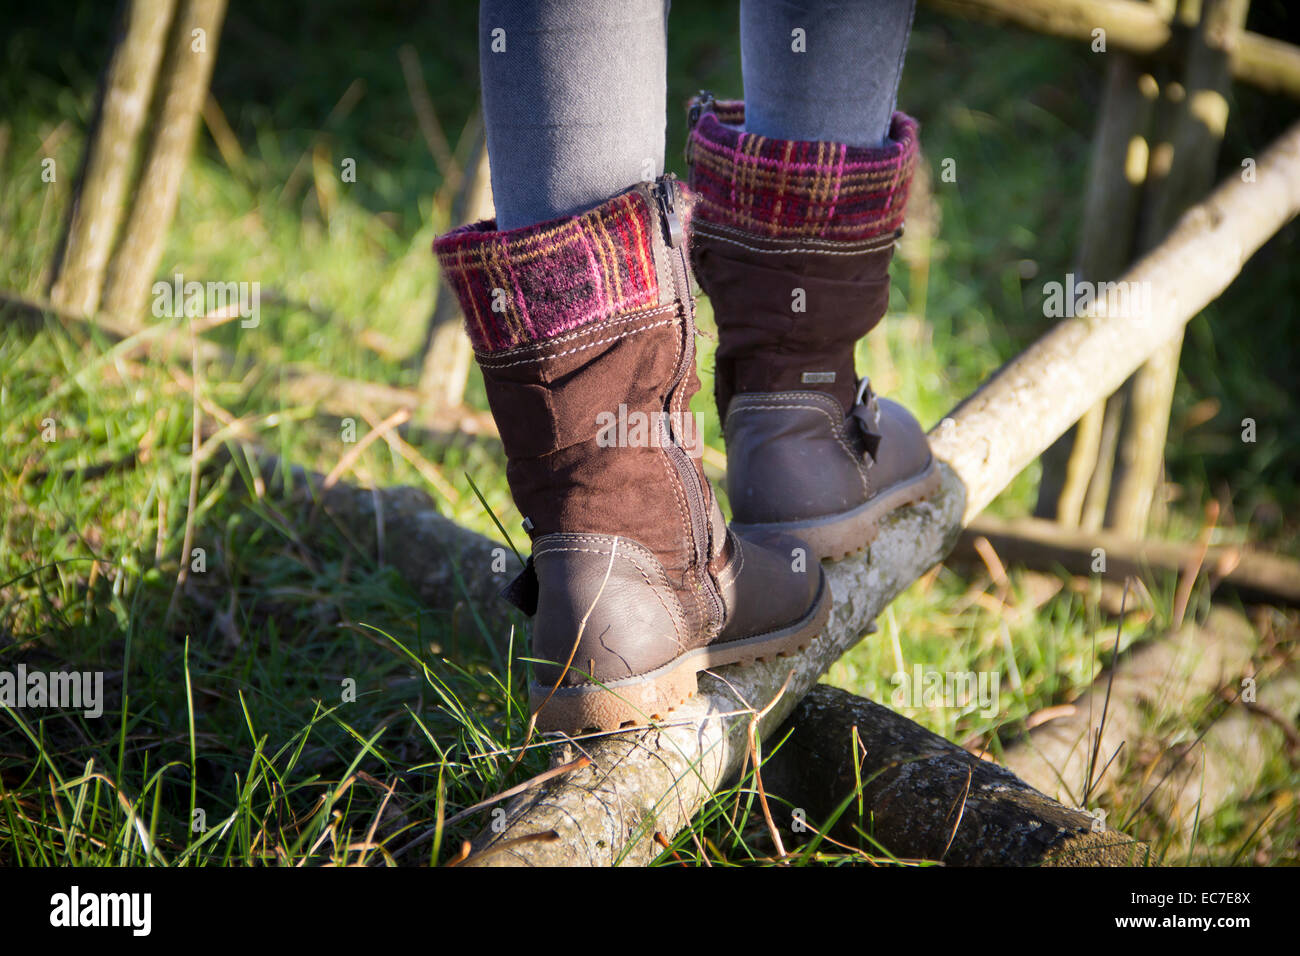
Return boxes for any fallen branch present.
[239,453,521,639]
[0,293,498,440]
[950,514,1300,606]
[923,0,1300,100]
[761,684,1149,865]
[926,0,1172,54]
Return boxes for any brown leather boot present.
[686,95,940,561]
[435,174,829,733]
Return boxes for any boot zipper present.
[649,174,724,633]
[654,174,685,249]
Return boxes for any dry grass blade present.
[939,763,973,861]
[56,770,167,865]
[653,831,684,863]
[444,840,472,866]
[1172,499,1220,630]
[321,407,412,490]
[747,669,796,860]
[358,403,459,505]
[164,319,203,627]
[1084,577,1130,804]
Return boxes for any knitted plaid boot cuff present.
[433,183,693,353]
[685,97,918,241]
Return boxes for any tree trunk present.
[49,0,177,316]
[99,0,227,321]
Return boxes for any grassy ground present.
[1,2,1296,866]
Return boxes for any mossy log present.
[762,684,1149,866]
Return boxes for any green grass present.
[1,3,1296,866]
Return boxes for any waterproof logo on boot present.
[595,404,707,459]
[801,371,836,384]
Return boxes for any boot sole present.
[528,569,833,734]
[732,457,942,563]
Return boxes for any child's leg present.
[741,0,916,147]
[478,0,668,230]
[434,1,830,733]
[686,0,937,563]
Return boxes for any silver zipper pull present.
[654,174,683,249]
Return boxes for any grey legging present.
[479,0,917,230]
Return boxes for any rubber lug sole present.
[732,457,942,563]
[528,568,833,734]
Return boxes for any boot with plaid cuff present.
[434,174,829,733]
[686,94,940,562]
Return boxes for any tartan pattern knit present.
[434,187,677,353]
[686,99,918,241]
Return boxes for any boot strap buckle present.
[500,556,539,616]
[850,377,883,462]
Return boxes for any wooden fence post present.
[1038,0,1249,537]
[99,0,227,322]
[417,130,491,408]
[1036,54,1159,526]
[49,0,177,317]
[1106,0,1249,535]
